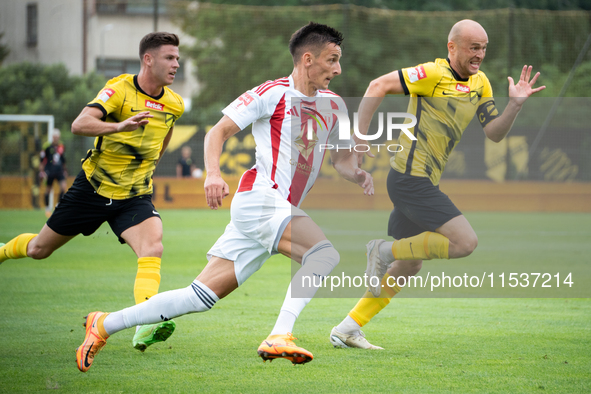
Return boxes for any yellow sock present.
[134,257,161,304]
[348,274,401,327]
[392,231,449,261]
[97,313,110,338]
[1,233,37,261]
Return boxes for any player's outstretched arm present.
[330,149,374,196]
[203,115,241,210]
[71,107,153,137]
[484,65,546,142]
[355,70,406,164]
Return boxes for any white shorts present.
[207,186,307,285]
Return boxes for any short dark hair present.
[289,22,343,63]
[139,32,180,60]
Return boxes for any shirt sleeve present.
[222,90,265,130]
[87,81,125,118]
[399,62,442,96]
[477,74,499,128]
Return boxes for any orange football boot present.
[257,332,313,365]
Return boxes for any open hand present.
[508,65,546,106]
[117,111,153,132]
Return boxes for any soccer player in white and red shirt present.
[76,22,373,371]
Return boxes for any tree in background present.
[0,33,9,65]
[193,0,591,11]
[0,62,105,134]
[174,3,591,130]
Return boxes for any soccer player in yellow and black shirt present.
[329,20,546,349]
[0,32,184,352]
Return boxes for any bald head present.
[448,19,487,45]
[447,20,488,79]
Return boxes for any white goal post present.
[0,114,54,143]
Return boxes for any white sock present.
[103,280,218,335]
[269,241,339,336]
[270,307,298,336]
[379,241,395,263]
[336,315,361,335]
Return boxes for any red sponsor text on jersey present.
[417,65,426,79]
[408,65,427,83]
[98,88,115,102]
[455,83,470,93]
[145,100,165,111]
[237,92,254,108]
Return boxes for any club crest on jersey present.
[295,102,325,161]
[231,92,254,113]
[455,83,470,93]
[145,100,164,111]
[98,88,115,103]
[407,66,427,83]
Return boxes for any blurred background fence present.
[1,2,590,209]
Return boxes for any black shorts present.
[46,170,65,186]
[47,171,160,244]
[386,168,462,240]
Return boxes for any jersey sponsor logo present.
[407,65,427,83]
[230,92,254,113]
[145,100,165,111]
[98,88,115,103]
[238,92,254,107]
[455,83,470,93]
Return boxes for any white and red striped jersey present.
[222,75,351,208]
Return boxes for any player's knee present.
[458,234,478,257]
[146,241,163,258]
[302,240,340,270]
[27,244,52,260]
[326,246,340,269]
[136,240,163,258]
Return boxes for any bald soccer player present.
[330,19,545,349]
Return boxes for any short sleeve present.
[480,73,494,99]
[477,73,498,128]
[222,90,264,130]
[399,62,442,96]
[87,82,125,118]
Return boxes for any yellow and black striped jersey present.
[83,74,184,199]
[392,58,498,185]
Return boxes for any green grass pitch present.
[0,209,589,393]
